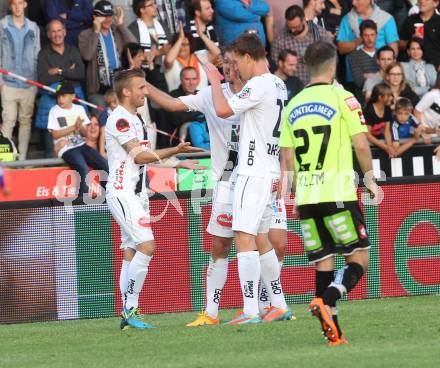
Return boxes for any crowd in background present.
[0,0,440,167]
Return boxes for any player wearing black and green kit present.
[280,41,379,346]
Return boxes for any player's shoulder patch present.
[237,86,251,99]
[344,96,361,111]
[116,118,130,133]
[358,110,366,125]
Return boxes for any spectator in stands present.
[274,49,304,100]
[42,0,93,47]
[363,82,396,157]
[348,19,379,98]
[36,19,86,158]
[98,89,119,157]
[304,0,326,27]
[188,0,218,55]
[400,0,440,70]
[188,120,210,149]
[0,0,40,160]
[337,0,398,86]
[47,81,108,197]
[390,97,422,155]
[271,5,330,85]
[78,1,135,111]
[401,37,437,97]
[129,0,171,91]
[0,128,18,162]
[85,115,101,151]
[129,0,171,54]
[384,62,420,109]
[337,0,399,56]
[414,74,440,144]
[265,0,303,45]
[215,0,269,46]
[164,24,219,91]
[167,66,206,140]
[320,0,352,36]
[156,0,188,34]
[363,45,395,101]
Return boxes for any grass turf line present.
[0,295,439,368]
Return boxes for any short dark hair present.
[369,82,392,104]
[188,0,203,17]
[113,68,146,100]
[304,41,337,77]
[407,37,425,56]
[360,19,377,35]
[180,66,198,81]
[377,45,395,60]
[46,19,66,33]
[285,5,305,21]
[132,0,148,18]
[395,97,413,112]
[229,33,266,61]
[278,49,298,62]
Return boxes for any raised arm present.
[146,82,188,112]
[203,63,233,118]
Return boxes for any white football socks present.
[125,251,151,310]
[119,259,130,305]
[237,251,260,316]
[205,258,228,319]
[260,249,287,310]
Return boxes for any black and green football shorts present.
[297,201,370,263]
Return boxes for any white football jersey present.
[228,73,287,178]
[416,89,440,129]
[105,105,147,198]
[179,83,240,182]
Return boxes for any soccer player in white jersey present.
[144,48,289,325]
[204,33,291,324]
[106,69,204,330]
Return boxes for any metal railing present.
[1,151,211,168]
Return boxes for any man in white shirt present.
[204,33,291,324]
[143,48,290,325]
[106,68,203,330]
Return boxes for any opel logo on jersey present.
[288,103,336,125]
[116,118,130,132]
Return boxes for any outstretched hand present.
[202,62,224,85]
[175,142,206,154]
[176,159,208,170]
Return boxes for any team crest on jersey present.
[288,103,336,125]
[217,213,232,228]
[116,118,130,132]
[237,87,251,99]
[345,96,361,111]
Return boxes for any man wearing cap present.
[47,81,108,197]
[78,0,135,111]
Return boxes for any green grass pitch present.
[1,295,439,368]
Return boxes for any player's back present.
[229,73,287,179]
[281,83,367,205]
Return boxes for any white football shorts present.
[232,175,279,235]
[107,195,154,249]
